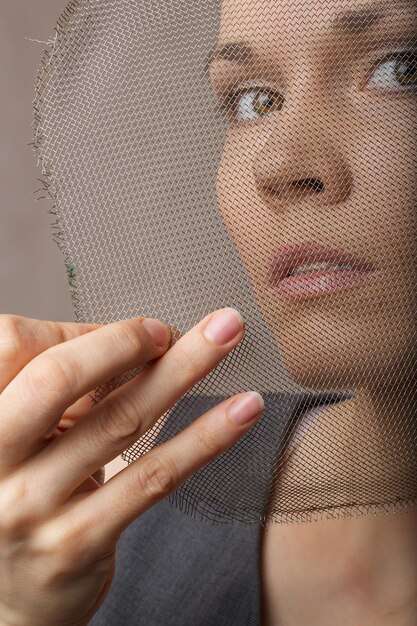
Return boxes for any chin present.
[281,357,352,391]
[273,330,369,391]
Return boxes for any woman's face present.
[210,0,416,390]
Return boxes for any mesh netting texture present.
[33,0,416,525]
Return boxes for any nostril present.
[292,178,325,193]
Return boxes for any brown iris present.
[252,90,284,115]
[395,52,417,86]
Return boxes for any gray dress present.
[90,390,350,626]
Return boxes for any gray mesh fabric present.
[33,0,416,524]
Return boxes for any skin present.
[1,2,414,624]
[0,311,263,626]
[208,0,417,623]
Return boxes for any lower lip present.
[271,269,377,300]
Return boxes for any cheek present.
[216,142,271,276]
[352,127,416,293]
[355,102,417,261]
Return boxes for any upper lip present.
[267,240,376,284]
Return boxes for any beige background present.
[0,0,73,320]
[0,1,127,478]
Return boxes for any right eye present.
[223,88,285,123]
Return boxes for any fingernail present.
[141,318,171,347]
[203,308,244,346]
[227,392,264,426]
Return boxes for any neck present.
[262,385,417,625]
[354,379,415,430]
[270,385,417,519]
[261,510,417,626]
[336,511,417,621]
[347,384,417,500]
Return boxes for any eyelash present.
[220,50,417,124]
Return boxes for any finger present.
[0,314,102,392]
[57,393,99,430]
[16,326,182,461]
[63,392,264,549]
[57,326,183,427]
[0,317,171,471]
[34,308,246,502]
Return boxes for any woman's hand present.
[0,310,263,626]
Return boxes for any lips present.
[267,240,375,285]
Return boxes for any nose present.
[253,88,354,209]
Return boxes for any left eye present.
[367,51,417,90]
[226,89,285,122]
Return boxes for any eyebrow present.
[332,5,387,31]
[204,4,389,73]
[204,42,253,73]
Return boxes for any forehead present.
[218,0,410,45]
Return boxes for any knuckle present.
[0,314,25,362]
[35,524,91,579]
[24,353,79,404]
[194,425,221,456]
[114,322,145,356]
[169,345,202,382]
[97,395,142,444]
[35,527,66,560]
[135,456,178,499]
[0,477,32,539]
